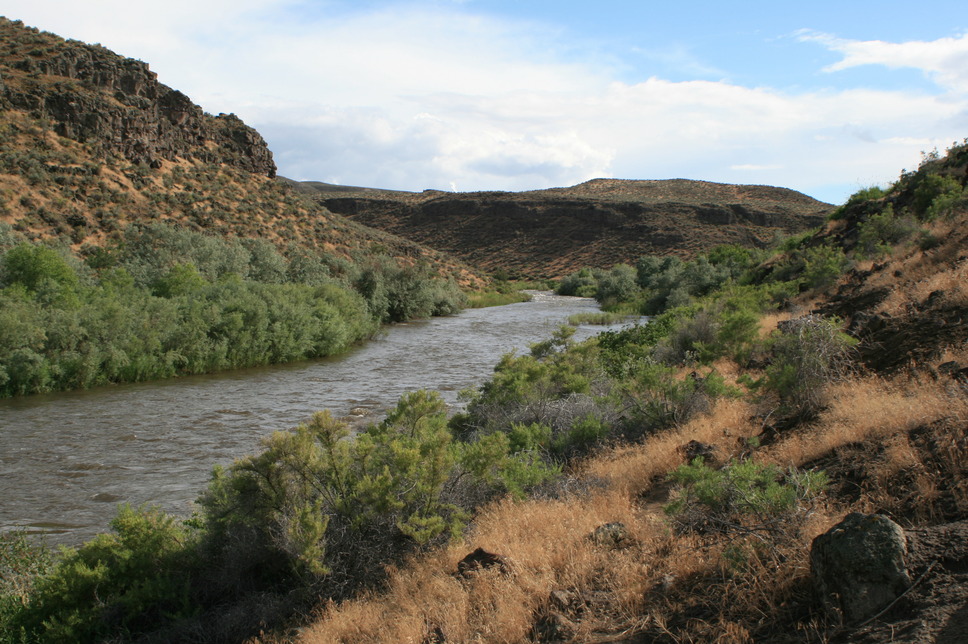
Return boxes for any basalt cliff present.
[0,18,274,176]
[294,178,832,278]
[0,17,480,284]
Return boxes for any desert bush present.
[9,505,197,644]
[828,185,887,220]
[621,361,735,430]
[652,309,720,365]
[913,173,965,219]
[0,531,53,640]
[199,390,553,601]
[556,267,600,298]
[0,243,78,293]
[461,327,621,454]
[665,458,828,540]
[855,204,919,258]
[801,244,849,289]
[761,315,857,421]
[594,263,638,307]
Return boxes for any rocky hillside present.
[0,17,482,285]
[0,18,274,177]
[295,178,832,278]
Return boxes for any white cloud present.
[800,30,968,94]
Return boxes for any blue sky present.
[4,1,968,203]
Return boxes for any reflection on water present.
[0,293,636,543]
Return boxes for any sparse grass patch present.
[567,311,631,326]
[464,289,531,308]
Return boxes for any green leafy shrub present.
[0,244,78,293]
[621,361,735,430]
[855,204,919,258]
[801,244,849,289]
[594,264,638,307]
[665,458,827,539]
[10,505,196,644]
[828,185,887,220]
[461,327,621,455]
[200,390,554,599]
[913,173,965,219]
[1,531,53,639]
[556,267,600,298]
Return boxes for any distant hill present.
[295,178,833,278]
[0,17,482,285]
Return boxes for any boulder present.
[456,547,509,578]
[588,522,631,548]
[810,513,911,624]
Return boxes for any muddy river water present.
[0,293,632,544]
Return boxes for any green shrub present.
[556,267,600,298]
[828,185,887,220]
[0,244,78,293]
[621,361,734,429]
[855,204,919,258]
[913,173,965,219]
[665,458,827,539]
[200,390,553,599]
[761,315,856,421]
[1,531,53,639]
[801,244,849,289]
[594,264,638,307]
[11,505,196,644]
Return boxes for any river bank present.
[0,293,630,544]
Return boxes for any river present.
[0,293,631,544]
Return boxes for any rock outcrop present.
[0,17,275,176]
[293,178,831,278]
[810,512,912,624]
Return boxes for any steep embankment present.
[295,177,832,278]
[0,17,481,285]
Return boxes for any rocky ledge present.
[0,17,275,176]
[293,178,832,278]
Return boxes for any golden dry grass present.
[295,392,825,643]
[766,376,968,467]
[294,216,968,641]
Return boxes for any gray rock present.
[810,512,911,624]
[589,522,630,548]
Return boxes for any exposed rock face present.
[295,178,831,278]
[811,513,912,624]
[0,18,275,176]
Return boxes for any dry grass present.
[766,376,968,467]
[859,217,968,315]
[291,365,968,643]
[582,397,759,498]
[298,491,655,643]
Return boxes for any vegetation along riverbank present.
[3,140,968,642]
[2,15,968,644]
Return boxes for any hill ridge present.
[298,177,832,278]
